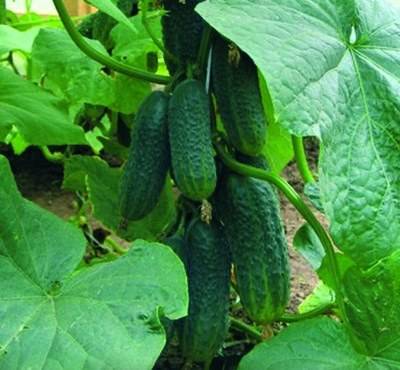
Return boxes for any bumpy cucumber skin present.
[169,79,217,200]
[216,168,290,324]
[119,91,170,221]
[212,36,267,156]
[161,0,204,74]
[180,219,231,363]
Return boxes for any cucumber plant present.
[1,0,400,369]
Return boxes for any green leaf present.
[63,155,176,241]
[304,182,324,212]
[197,0,400,268]
[87,0,137,34]
[343,250,400,359]
[298,281,335,314]
[111,11,162,66]
[293,223,325,270]
[0,25,39,54]
[238,317,400,370]
[293,224,354,289]
[0,155,188,369]
[0,66,86,146]
[31,28,150,114]
[259,76,293,174]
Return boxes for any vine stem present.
[280,303,334,323]
[214,141,349,330]
[39,146,65,163]
[292,135,315,184]
[230,304,334,342]
[229,317,263,342]
[141,0,177,64]
[52,0,170,85]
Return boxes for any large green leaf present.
[343,250,400,359]
[197,0,400,267]
[0,25,39,54]
[238,317,400,370]
[0,67,86,146]
[63,155,176,241]
[31,28,150,114]
[0,155,187,369]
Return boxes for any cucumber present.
[168,79,217,200]
[119,91,170,221]
[215,164,290,324]
[212,35,267,155]
[161,0,204,74]
[179,218,231,363]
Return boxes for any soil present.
[1,140,324,369]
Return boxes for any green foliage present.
[63,155,176,241]
[120,90,170,221]
[238,318,379,370]
[0,66,86,146]
[212,35,267,156]
[2,0,400,366]
[31,28,150,115]
[88,0,138,47]
[199,0,400,366]
[0,25,39,54]
[168,79,217,200]
[0,155,188,369]
[179,219,230,363]
[198,0,400,268]
[216,171,290,324]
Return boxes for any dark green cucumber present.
[216,163,290,324]
[180,218,230,363]
[161,0,204,74]
[119,91,170,221]
[169,79,216,200]
[212,35,267,155]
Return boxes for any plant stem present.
[0,0,6,24]
[229,316,263,342]
[214,141,348,329]
[141,0,177,64]
[292,135,315,184]
[39,146,65,163]
[52,0,170,85]
[105,237,128,255]
[280,303,335,323]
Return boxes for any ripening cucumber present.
[168,79,217,200]
[119,91,170,221]
[179,218,231,363]
[161,0,205,74]
[212,35,267,156]
[216,158,290,324]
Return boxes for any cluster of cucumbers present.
[119,0,290,365]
